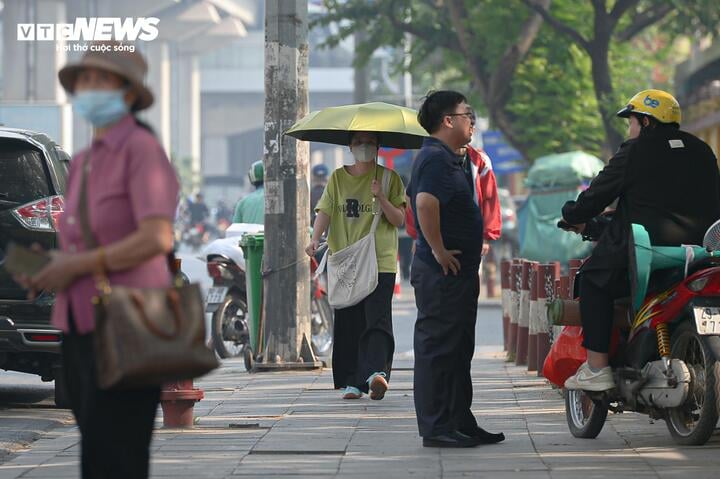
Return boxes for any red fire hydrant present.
[160,379,204,428]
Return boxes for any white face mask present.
[350,144,378,164]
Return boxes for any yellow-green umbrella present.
[284,102,428,149]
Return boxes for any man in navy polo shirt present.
[407,90,505,448]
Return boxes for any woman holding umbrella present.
[305,130,406,400]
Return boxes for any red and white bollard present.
[500,260,511,352]
[507,260,522,361]
[515,260,535,367]
[568,258,583,299]
[537,262,560,377]
[527,263,539,372]
[160,379,204,428]
[560,275,570,300]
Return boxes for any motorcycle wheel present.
[564,389,608,439]
[665,323,720,446]
[311,294,334,357]
[212,293,249,359]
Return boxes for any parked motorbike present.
[554,219,720,446]
[202,224,333,359]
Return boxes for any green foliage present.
[651,0,720,38]
[315,0,717,162]
[508,40,605,160]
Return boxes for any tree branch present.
[609,0,639,20]
[590,0,607,15]
[490,0,550,107]
[521,0,591,51]
[445,0,490,96]
[617,4,674,41]
[384,4,460,52]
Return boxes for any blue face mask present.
[72,89,129,127]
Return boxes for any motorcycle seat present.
[646,256,720,295]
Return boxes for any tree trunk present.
[589,41,624,155]
[446,0,547,162]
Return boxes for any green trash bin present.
[239,233,264,354]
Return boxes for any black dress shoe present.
[459,426,505,444]
[422,430,479,448]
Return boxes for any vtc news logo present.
[17,18,159,42]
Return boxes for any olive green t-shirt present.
[316,165,406,273]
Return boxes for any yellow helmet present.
[616,89,681,125]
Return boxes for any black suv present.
[0,127,69,407]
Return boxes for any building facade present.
[676,40,720,159]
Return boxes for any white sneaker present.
[564,362,615,391]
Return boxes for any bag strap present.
[78,152,98,250]
[369,168,390,235]
[314,168,391,279]
[314,243,329,280]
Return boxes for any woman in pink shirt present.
[19,43,179,478]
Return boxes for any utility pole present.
[403,31,413,107]
[260,0,320,370]
[353,29,369,104]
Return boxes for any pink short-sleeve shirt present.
[52,114,180,334]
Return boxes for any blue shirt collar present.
[422,137,463,166]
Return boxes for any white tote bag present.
[316,169,390,309]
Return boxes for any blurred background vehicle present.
[493,188,520,262]
[202,224,333,359]
[0,128,70,407]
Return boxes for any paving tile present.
[5,345,720,478]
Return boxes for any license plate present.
[206,286,229,305]
[693,307,720,335]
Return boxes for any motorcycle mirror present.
[702,219,720,251]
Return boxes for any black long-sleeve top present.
[562,127,720,273]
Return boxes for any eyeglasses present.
[447,111,476,125]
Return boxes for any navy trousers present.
[411,257,480,437]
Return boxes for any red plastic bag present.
[543,325,622,387]
[542,326,586,387]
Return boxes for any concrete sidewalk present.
[0,350,719,479]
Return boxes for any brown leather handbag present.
[77,155,218,390]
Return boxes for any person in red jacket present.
[464,145,502,253]
[404,143,502,296]
[405,144,502,255]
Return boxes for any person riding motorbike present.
[233,160,264,225]
[560,89,720,392]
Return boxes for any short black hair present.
[631,113,679,131]
[418,90,467,134]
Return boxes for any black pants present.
[62,315,160,479]
[411,256,480,437]
[332,273,396,392]
[579,268,630,353]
